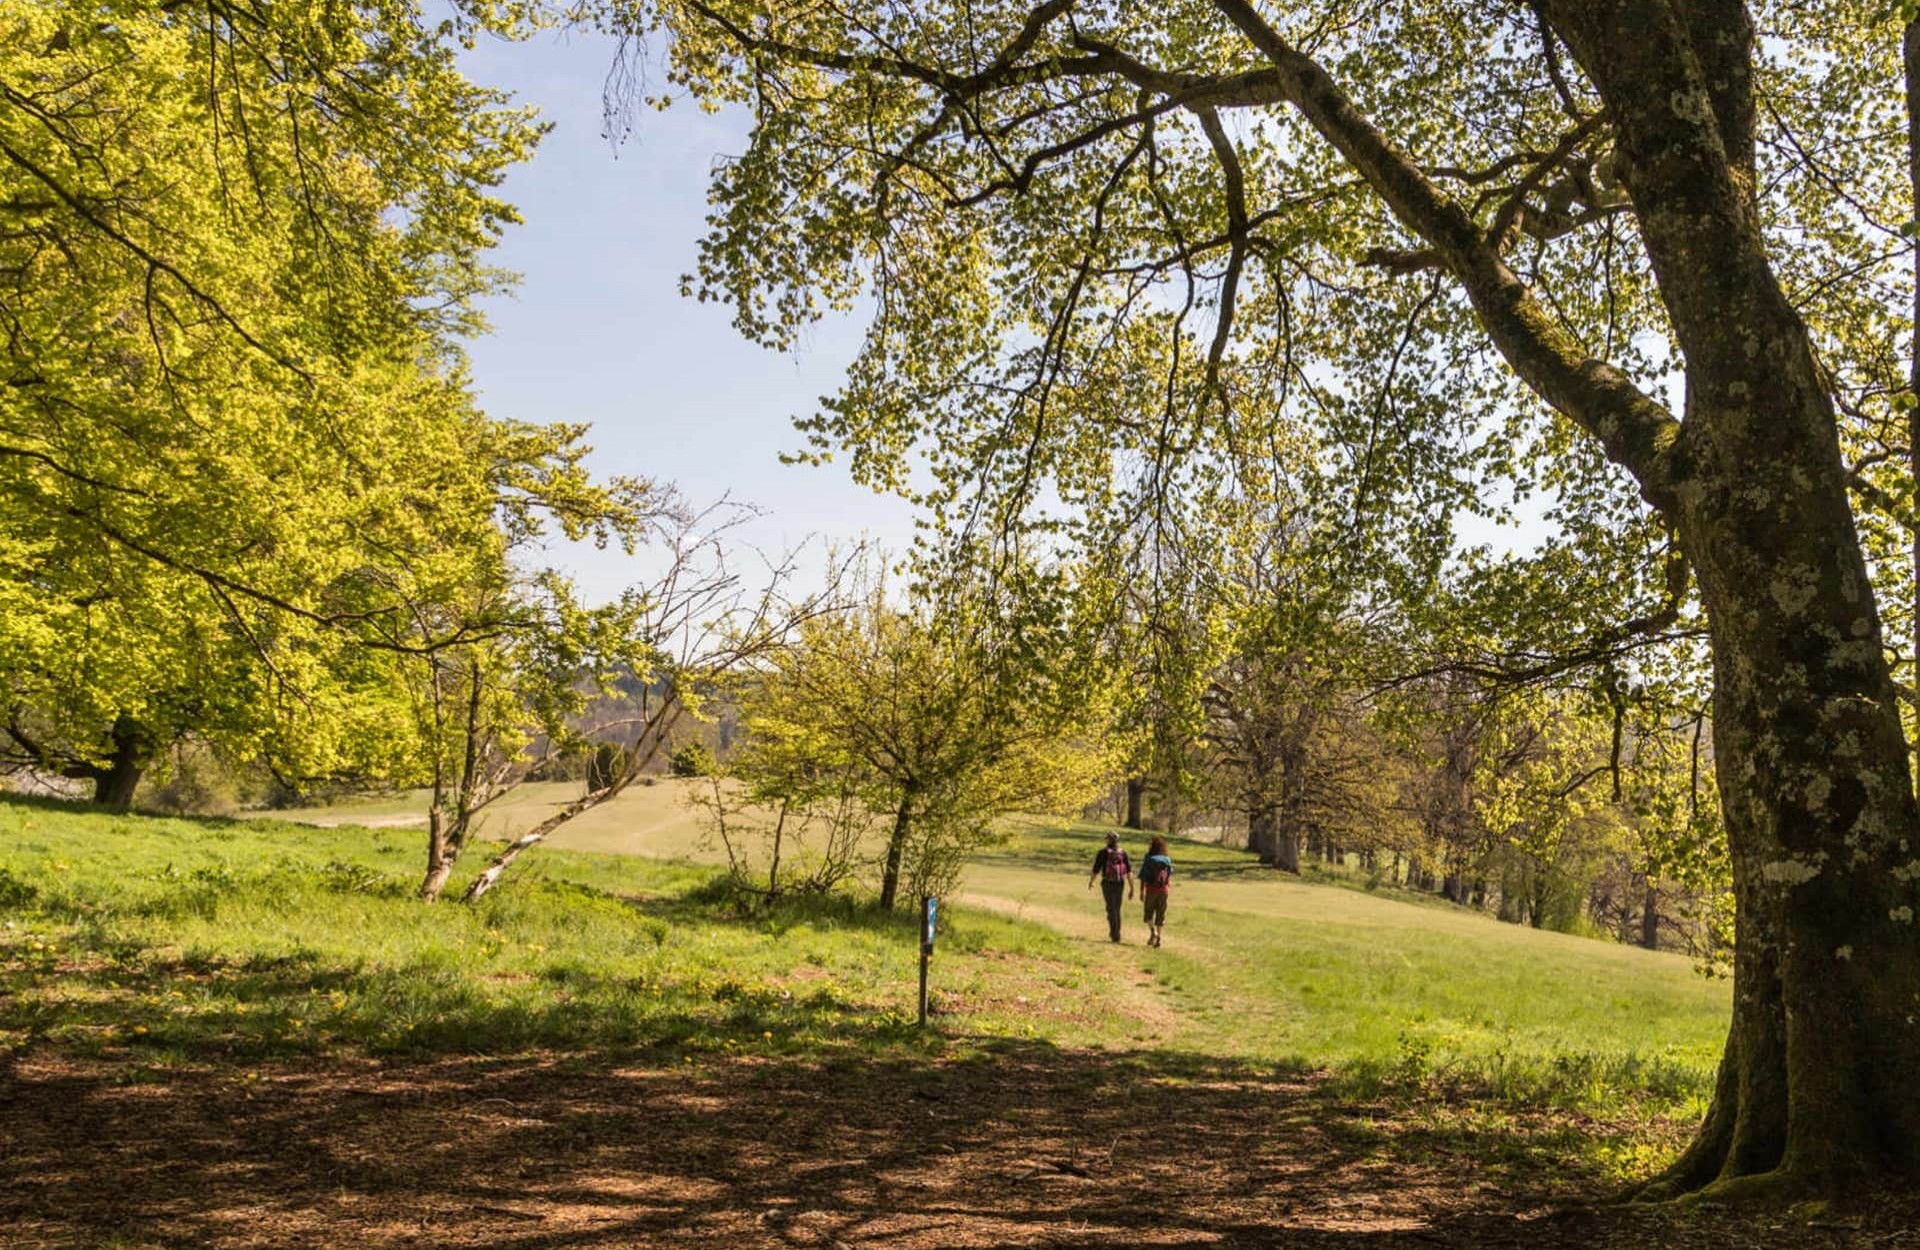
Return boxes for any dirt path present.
[292,813,428,828]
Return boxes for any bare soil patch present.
[5,1045,1914,1249]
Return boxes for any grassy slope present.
[265,779,714,856]
[0,797,1132,1071]
[2,787,1729,1117]
[965,823,1728,1106]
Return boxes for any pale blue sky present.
[457,27,919,602]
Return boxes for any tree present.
[1101,536,1212,838]
[607,0,1920,1193]
[740,560,1103,910]
[399,501,815,903]
[0,1,547,803]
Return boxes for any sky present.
[455,26,921,603]
[451,25,1546,604]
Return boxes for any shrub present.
[668,742,717,778]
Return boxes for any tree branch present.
[1207,0,1684,511]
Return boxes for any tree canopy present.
[0,1,653,803]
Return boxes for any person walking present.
[1139,834,1174,947]
[1087,831,1133,942]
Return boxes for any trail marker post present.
[918,895,938,1027]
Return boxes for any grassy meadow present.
[0,795,1132,1072]
[0,782,1729,1125]
[967,826,1727,1108]
[267,779,717,858]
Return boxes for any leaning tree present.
[600,0,1920,1195]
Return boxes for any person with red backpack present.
[1087,831,1133,942]
[1139,834,1174,948]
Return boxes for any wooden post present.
[918,895,937,1027]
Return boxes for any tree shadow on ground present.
[0,880,958,1074]
[4,1040,1914,1250]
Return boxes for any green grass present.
[0,791,1732,1121]
[0,796,1132,1073]
[964,821,1730,1111]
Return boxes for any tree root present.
[1685,1169,1822,1207]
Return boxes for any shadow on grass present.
[0,934,927,1073]
[638,876,929,939]
[0,867,978,1073]
[6,1038,1906,1250]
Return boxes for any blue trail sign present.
[918,896,938,1026]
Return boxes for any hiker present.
[1139,834,1174,947]
[1087,831,1133,942]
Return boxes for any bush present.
[142,741,246,817]
[668,742,717,778]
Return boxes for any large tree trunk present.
[1517,5,1920,1193]
[1658,485,1920,1192]
[1249,803,1300,873]
[1246,804,1275,864]
[878,797,912,911]
[1124,776,1145,830]
[93,756,142,811]
[1274,827,1300,875]
[1640,882,1661,952]
[91,716,150,812]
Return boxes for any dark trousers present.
[1101,880,1125,941]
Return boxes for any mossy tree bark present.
[1238,0,1920,1188]
[1548,0,1920,1192]
[1218,0,1920,1189]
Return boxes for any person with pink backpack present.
[1087,831,1133,942]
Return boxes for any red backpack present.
[1102,848,1131,881]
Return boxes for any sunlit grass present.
[2,793,1731,1124]
[965,821,1730,1113]
[262,777,722,859]
[0,797,1131,1071]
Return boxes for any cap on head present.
[1106,832,1119,846]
